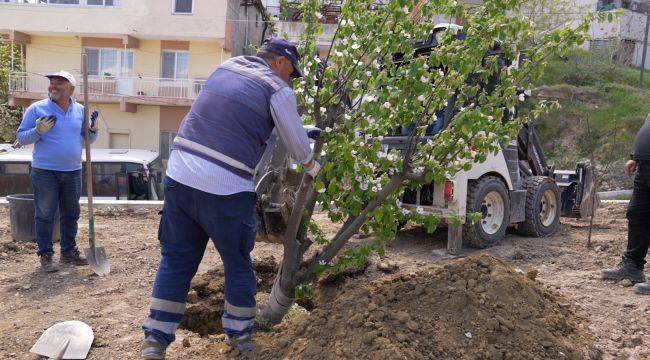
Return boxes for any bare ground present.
[0,203,648,359]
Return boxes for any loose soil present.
[0,204,648,359]
[240,254,592,360]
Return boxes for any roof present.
[0,145,160,165]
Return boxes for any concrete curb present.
[0,198,163,209]
[598,190,632,200]
[601,199,630,204]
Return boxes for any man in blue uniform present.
[141,38,320,358]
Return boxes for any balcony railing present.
[8,72,206,101]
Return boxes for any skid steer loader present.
[252,23,598,253]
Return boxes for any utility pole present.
[640,3,650,87]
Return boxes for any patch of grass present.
[532,49,650,168]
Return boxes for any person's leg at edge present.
[624,164,650,269]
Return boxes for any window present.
[161,51,189,79]
[159,131,177,162]
[48,0,79,3]
[0,163,29,175]
[173,0,192,13]
[87,0,114,5]
[85,48,133,77]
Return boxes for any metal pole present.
[10,40,14,72]
[82,54,95,246]
[640,12,650,87]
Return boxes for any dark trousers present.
[625,161,650,269]
[30,168,82,256]
[143,176,257,346]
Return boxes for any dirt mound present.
[251,254,591,359]
[180,256,279,336]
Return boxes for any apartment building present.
[1,0,268,166]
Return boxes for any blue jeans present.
[30,168,82,256]
[143,176,257,346]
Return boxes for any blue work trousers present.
[142,176,257,346]
[30,168,82,256]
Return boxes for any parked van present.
[0,145,164,200]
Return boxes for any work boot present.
[39,253,59,273]
[633,281,650,295]
[601,258,646,284]
[140,336,166,359]
[60,248,88,266]
[226,335,254,353]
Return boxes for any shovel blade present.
[30,320,94,359]
[84,246,110,276]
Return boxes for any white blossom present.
[320,107,327,114]
[402,6,409,13]
[348,20,355,27]
[315,57,322,63]
[366,71,372,77]
[360,182,369,190]
[325,127,332,133]
[401,208,411,215]
[416,206,425,215]
[317,187,326,193]
[341,19,347,26]
[306,97,314,104]
[417,94,426,102]
[316,12,323,19]
[319,259,327,266]
[363,94,377,103]
[383,102,391,109]
[352,43,361,50]
[351,33,357,41]
[353,79,360,88]
[420,76,428,83]
[487,115,494,120]
[518,93,526,101]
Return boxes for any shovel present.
[81,55,110,276]
[30,320,94,359]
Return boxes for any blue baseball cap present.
[260,37,303,78]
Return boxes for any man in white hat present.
[16,70,99,273]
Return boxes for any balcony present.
[8,72,206,109]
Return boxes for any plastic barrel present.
[7,194,61,242]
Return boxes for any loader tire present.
[463,176,510,248]
[517,176,560,237]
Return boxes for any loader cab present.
[0,146,164,200]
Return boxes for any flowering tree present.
[260,0,605,324]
